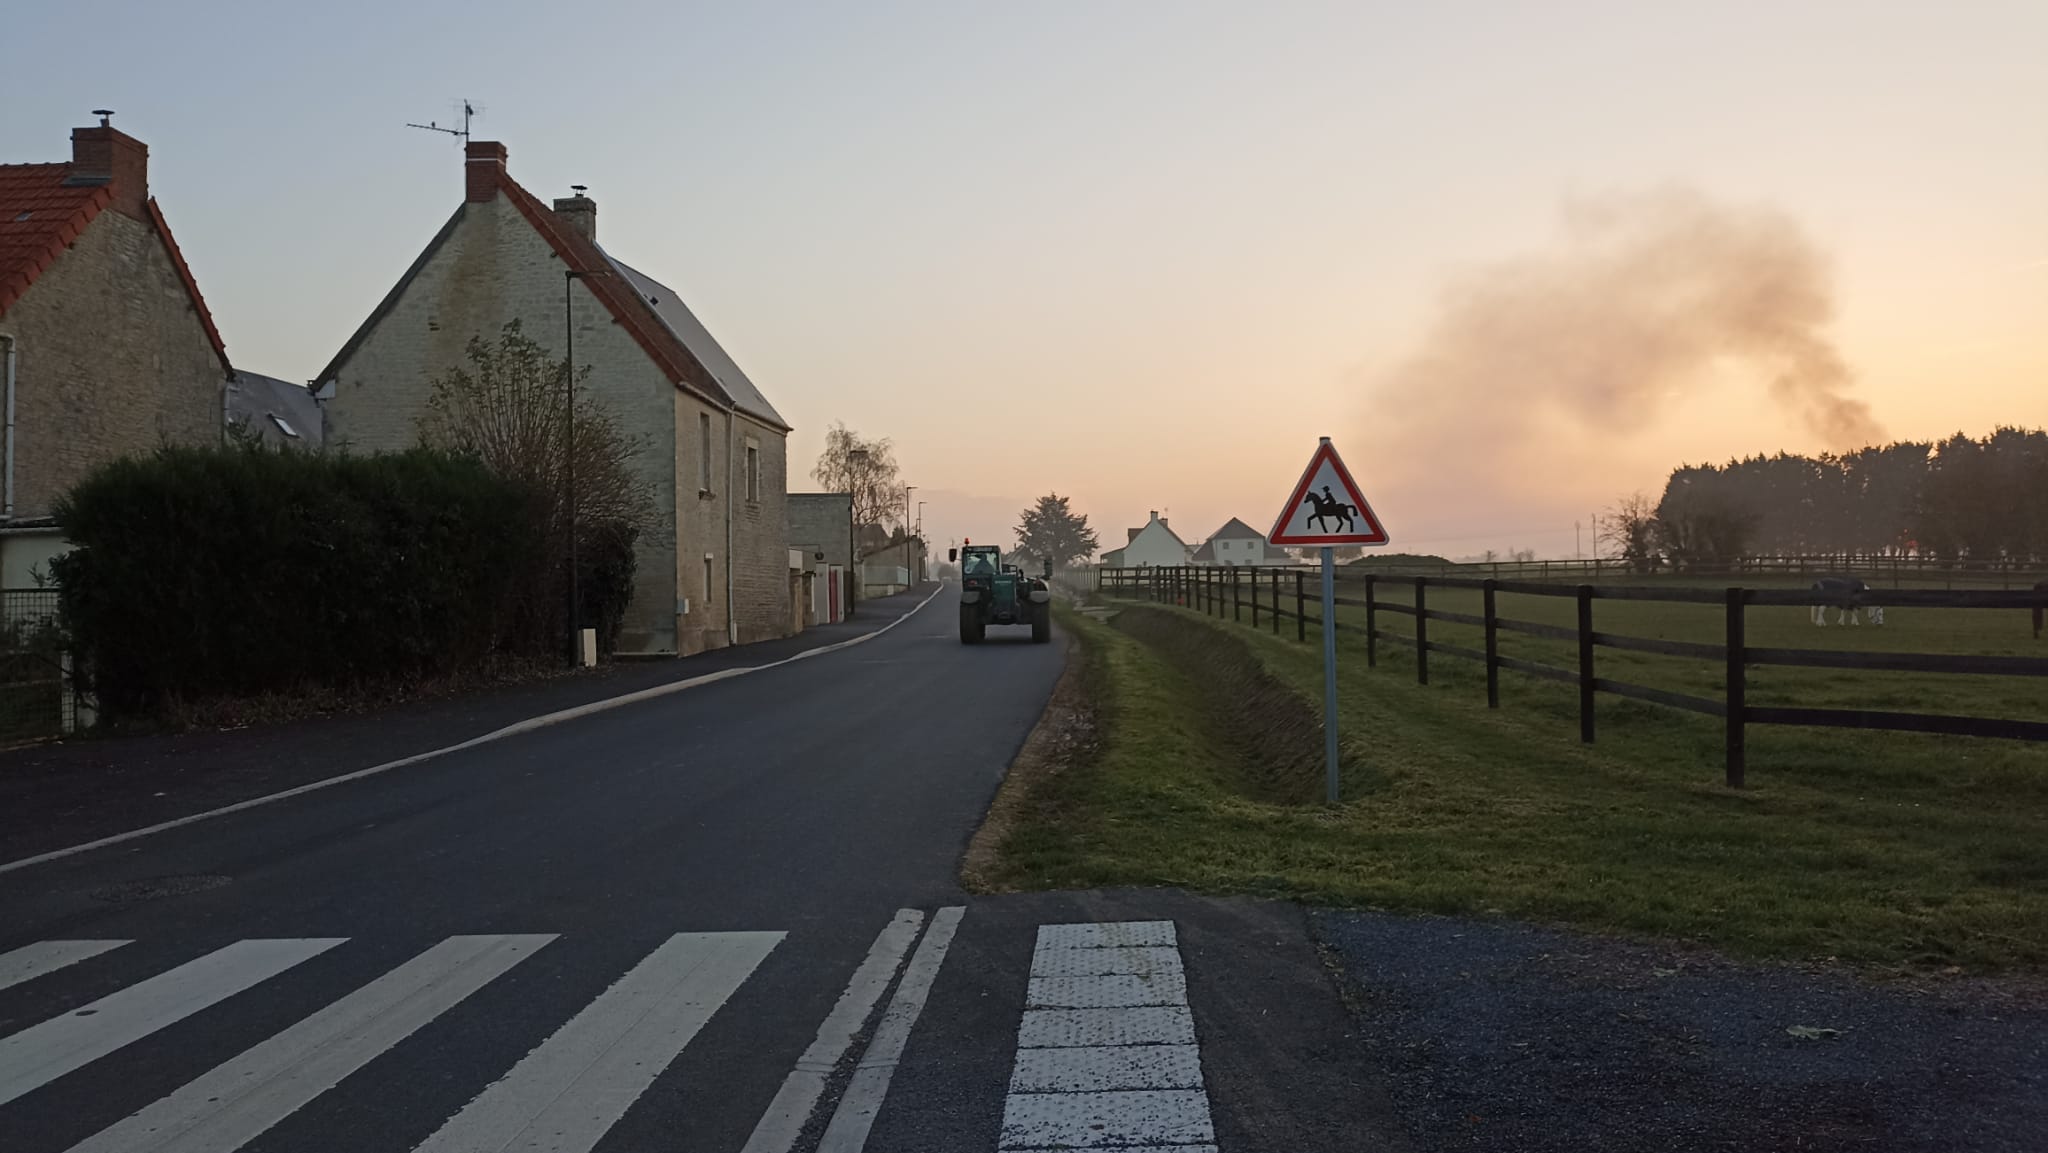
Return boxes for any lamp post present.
[904,485,917,587]
[563,268,604,666]
[564,271,579,665]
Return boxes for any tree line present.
[1605,426,2048,568]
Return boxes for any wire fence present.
[1098,565,2048,788]
[0,589,76,741]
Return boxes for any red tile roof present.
[0,163,110,315]
[0,162,230,374]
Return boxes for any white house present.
[1190,517,1294,566]
[1102,511,1190,567]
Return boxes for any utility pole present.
[904,484,918,587]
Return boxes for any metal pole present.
[564,271,579,667]
[1322,546,1339,804]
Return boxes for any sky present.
[7,1,2044,560]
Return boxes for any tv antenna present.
[407,100,480,146]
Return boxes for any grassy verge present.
[983,602,2048,972]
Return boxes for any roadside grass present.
[985,602,2048,972]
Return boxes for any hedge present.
[50,443,624,716]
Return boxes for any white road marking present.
[815,906,964,1153]
[1024,944,1181,978]
[0,940,130,992]
[65,934,552,1153]
[0,586,945,878]
[1000,1089,1216,1148]
[1008,1045,1205,1093]
[0,938,344,1107]
[1033,921,1176,950]
[1015,1006,1195,1048]
[1027,972,1187,1008]
[739,909,925,1153]
[411,930,781,1153]
[1000,922,1219,1152]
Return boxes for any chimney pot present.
[465,140,508,203]
[552,192,596,242]
[70,124,149,220]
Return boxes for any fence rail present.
[1096,565,2048,788]
[1198,554,2048,588]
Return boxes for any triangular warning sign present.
[1268,439,1390,547]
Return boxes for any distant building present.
[1102,511,1189,567]
[1190,517,1294,566]
[787,492,853,624]
[0,117,233,586]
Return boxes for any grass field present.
[982,599,2048,972]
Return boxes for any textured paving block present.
[1028,972,1188,1009]
[1028,945,1184,979]
[1017,1006,1196,1049]
[1035,921,1177,950]
[999,1089,1215,1148]
[1008,1044,1205,1093]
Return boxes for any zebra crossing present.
[0,911,1222,1152]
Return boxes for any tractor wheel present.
[960,605,980,644]
[1031,606,1051,644]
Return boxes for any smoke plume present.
[1365,189,1884,515]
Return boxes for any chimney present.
[1149,510,1159,521]
[552,187,595,241]
[465,141,508,203]
[70,119,149,221]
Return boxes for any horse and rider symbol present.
[1301,485,1359,535]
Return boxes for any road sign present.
[1268,438,1389,547]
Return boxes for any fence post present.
[1725,587,1746,788]
[1365,574,1377,667]
[1296,571,1306,642]
[1271,570,1281,634]
[1233,568,1242,622]
[1251,569,1261,629]
[1483,579,1499,709]
[1576,584,1595,743]
[1414,576,1429,685]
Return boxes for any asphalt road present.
[0,589,1388,1153]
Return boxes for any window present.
[268,413,300,439]
[699,414,712,493]
[745,444,760,502]
[704,557,714,612]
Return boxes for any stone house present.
[1101,511,1189,567]
[787,492,854,623]
[1190,517,1294,567]
[315,141,793,656]
[0,117,233,586]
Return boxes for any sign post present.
[1268,437,1390,805]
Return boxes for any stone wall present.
[0,210,224,520]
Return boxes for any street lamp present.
[904,485,918,585]
[563,268,606,666]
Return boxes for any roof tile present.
[0,163,109,316]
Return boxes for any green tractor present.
[949,543,1053,644]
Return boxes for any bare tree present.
[418,321,652,649]
[1601,492,1660,572]
[812,422,903,533]
[418,321,650,534]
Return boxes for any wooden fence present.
[1330,554,2046,587]
[1096,565,2048,787]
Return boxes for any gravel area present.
[1314,909,2047,1153]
